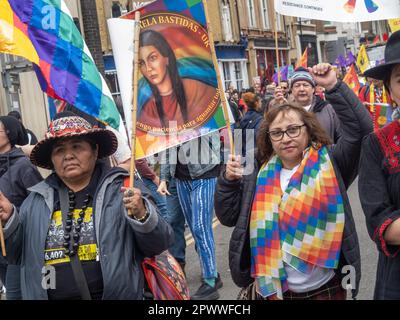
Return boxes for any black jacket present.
[358,122,400,299]
[229,101,242,124]
[0,147,42,209]
[238,110,263,156]
[311,96,342,144]
[215,81,372,298]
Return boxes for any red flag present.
[383,33,389,42]
[343,65,361,95]
[373,35,380,44]
[296,48,308,68]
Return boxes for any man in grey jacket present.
[0,112,173,300]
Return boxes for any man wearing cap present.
[0,112,174,300]
[288,67,341,143]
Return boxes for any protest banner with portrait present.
[109,0,226,159]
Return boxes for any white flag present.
[107,18,136,140]
[274,0,400,22]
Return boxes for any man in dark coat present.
[290,67,341,143]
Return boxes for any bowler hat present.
[364,31,400,80]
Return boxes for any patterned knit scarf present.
[250,146,345,299]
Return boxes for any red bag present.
[122,177,190,300]
[142,251,190,300]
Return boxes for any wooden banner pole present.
[128,11,141,216]
[202,0,235,156]
[0,222,6,257]
[274,12,281,85]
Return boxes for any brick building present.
[0,0,393,140]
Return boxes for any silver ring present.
[127,189,134,197]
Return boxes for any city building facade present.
[0,0,393,139]
[238,0,290,85]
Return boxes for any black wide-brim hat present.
[364,30,400,80]
[31,115,118,170]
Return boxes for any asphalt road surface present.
[185,178,378,300]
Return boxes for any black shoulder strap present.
[59,187,92,300]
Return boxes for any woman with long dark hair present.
[138,29,217,132]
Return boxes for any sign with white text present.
[274,0,400,22]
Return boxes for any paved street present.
[185,178,378,300]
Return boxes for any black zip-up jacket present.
[359,121,400,299]
[0,147,42,208]
[238,109,263,157]
[215,81,373,298]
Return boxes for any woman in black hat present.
[359,30,400,299]
[0,116,43,300]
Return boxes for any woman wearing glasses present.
[215,63,372,300]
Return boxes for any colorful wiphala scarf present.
[250,146,345,299]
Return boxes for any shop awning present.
[215,44,246,60]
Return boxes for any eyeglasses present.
[268,124,306,142]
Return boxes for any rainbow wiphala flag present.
[369,104,394,130]
[0,0,120,129]
[344,0,379,14]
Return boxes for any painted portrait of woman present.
[138,29,218,133]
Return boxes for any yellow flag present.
[356,45,370,75]
[389,19,400,33]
